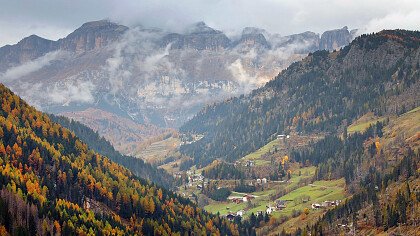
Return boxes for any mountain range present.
[0,20,356,156]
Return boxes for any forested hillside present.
[308,151,419,235]
[0,84,239,235]
[180,30,420,166]
[49,115,175,189]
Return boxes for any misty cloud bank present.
[0,50,97,109]
[0,51,66,82]
[1,0,419,46]
[47,80,96,105]
[101,25,312,115]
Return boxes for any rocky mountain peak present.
[0,34,57,69]
[187,21,220,34]
[319,26,353,51]
[274,31,320,53]
[58,20,128,53]
[16,34,57,51]
[236,27,270,49]
[242,27,268,36]
[19,34,49,44]
[163,21,231,50]
[72,20,128,34]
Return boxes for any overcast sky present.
[1,0,419,46]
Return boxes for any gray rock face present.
[320,26,353,51]
[58,20,128,53]
[162,22,231,50]
[234,27,271,49]
[274,31,320,53]
[0,20,127,70]
[0,35,57,70]
[0,20,355,154]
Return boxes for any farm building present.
[277,134,286,139]
[275,200,287,210]
[244,160,255,167]
[266,206,276,215]
[231,198,242,204]
[311,203,321,209]
[243,194,255,202]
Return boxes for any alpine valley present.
[0,16,419,236]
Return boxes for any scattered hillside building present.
[174,172,183,178]
[234,161,240,167]
[244,160,255,167]
[231,197,242,204]
[312,200,341,209]
[277,134,286,140]
[83,198,91,210]
[311,203,321,209]
[237,210,245,217]
[266,206,276,215]
[277,134,291,140]
[275,200,287,210]
[243,194,255,202]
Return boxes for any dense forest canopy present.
[49,115,175,189]
[0,84,239,235]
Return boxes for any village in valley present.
[171,132,347,233]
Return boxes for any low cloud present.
[358,10,420,34]
[0,51,66,81]
[2,0,419,47]
[105,27,174,94]
[228,59,258,92]
[47,80,96,106]
[6,77,96,109]
[141,43,171,73]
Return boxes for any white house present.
[242,195,255,202]
[262,178,267,184]
[277,134,286,139]
[237,210,245,217]
[312,203,321,209]
[266,206,276,215]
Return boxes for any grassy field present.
[286,166,316,189]
[382,106,420,149]
[241,139,279,166]
[136,137,180,163]
[203,165,344,221]
[273,178,346,217]
[348,114,386,134]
